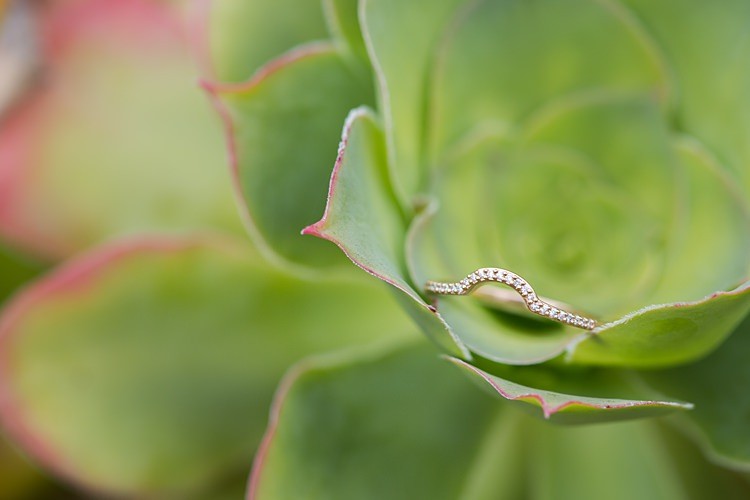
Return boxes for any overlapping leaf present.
[323,0,368,60]
[206,45,375,270]
[307,92,750,369]
[642,313,750,469]
[304,108,468,357]
[428,0,671,162]
[204,0,328,83]
[448,356,690,424]
[622,0,750,197]
[0,236,411,495]
[361,0,465,199]
[249,340,744,499]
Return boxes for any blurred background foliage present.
[0,0,255,497]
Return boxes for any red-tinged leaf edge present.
[566,280,750,365]
[246,351,301,500]
[0,233,244,495]
[447,357,693,420]
[246,340,417,499]
[302,107,470,358]
[300,108,407,293]
[200,41,346,277]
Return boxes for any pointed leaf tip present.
[302,105,378,240]
[204,43,375,270]
[447,357,692,424]
[302,105,470,357]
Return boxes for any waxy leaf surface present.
[622,0,750,197]
[448,357,690,424]
[323,0,368,61]
[570,283,750,367]
[429,0,669,162]
[642,313,750,470]
[250,340,744,499]
[361,0,464,199]
[205,0,328,83]
[0,236,411,496]
[207,45,375,270]
[304,108,468,357]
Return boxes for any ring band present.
[425,268,597,330]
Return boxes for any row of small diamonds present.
[424,268,596,330]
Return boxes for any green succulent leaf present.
[304,107,468,357]
[406,142,497,284]
[522,416,748,500]
[406,199,584,366]
[249,340,517,500]
[621,0,750,197]
[205,0,328,83]
[303,108,409,291]
[0,236,411,496]
[250,340,744,499]
[447,357,690,424]
[323,0,369,61]
[649,137,750,305]
[206,44,375,271]
[569,282,750,367]
[436,297,579,365]
[504,94,677,316]
[361,0,465,199]
[642,313,750,470]
[429,0,671,163]
[401,92,749,367]
[654,423,750,500]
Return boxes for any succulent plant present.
[1,0,749,498]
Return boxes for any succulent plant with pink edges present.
[0,0,749,498]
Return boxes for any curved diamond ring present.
[425,267,597,330]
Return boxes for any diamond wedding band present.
[425,268,597,330]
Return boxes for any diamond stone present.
[426,268,595,330]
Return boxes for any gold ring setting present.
[425,267,597,330]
